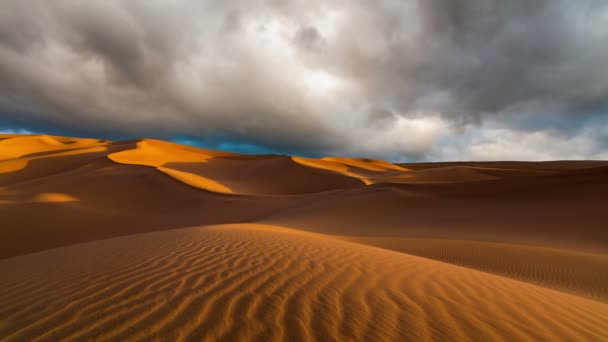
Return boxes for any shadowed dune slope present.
[1,224,607,342]
[293,157,501,184]
[344,236,608,302]
[0,153,298,258]
[261,177,608,252]
[164,155,364,195]
[108,139,238,193]
[323,157,408,171]
[109,139,363,195]
[377,166,499,184]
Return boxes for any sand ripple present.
[1,224,606,341]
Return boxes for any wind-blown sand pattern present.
[2,225,607,341]
[1,134,608,341]
[345,237,608,302]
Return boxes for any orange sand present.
[2,224,607,341]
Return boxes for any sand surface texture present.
[1,134,607,341]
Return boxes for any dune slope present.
[1,224,607,342]
[345,236,608,302]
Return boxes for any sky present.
[1,0,607,161]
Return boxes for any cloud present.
[0,128,34,135]
[432,115,608,161]
[0,0,607,160]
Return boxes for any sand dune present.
[109,139,363,194]
[322,157,409,172]
[292,156,374,184]
[163,155,363,195]
[345,236,608,301]
[0,135,105,160]
[108,139,233,168]
[1,224,607,341]
[377,166,499,184]
[294,157,508,185]
[1,134,607,340]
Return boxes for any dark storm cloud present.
[0,0,606,160]
[322,0,608,119]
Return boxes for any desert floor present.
[1,134,607,341]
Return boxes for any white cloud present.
[431,119,608,161]
[0,128,34,135]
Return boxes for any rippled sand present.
[2,225,607,341]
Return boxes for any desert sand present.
[1,134,607,341]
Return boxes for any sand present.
[2,224,607,341]
[344,236,608,302]
[1,134,607,341]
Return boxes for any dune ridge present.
[108,139,363,194]
[0,135,105,161]
[1,224,607,341]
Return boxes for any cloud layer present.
[1,0,607,160]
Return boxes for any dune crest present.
[107,139,224,167]
[293,156,499,185]
[292,157,374,184]
[322,156,410,172]
[158,167,232,194]
[0,135,105,161]
[107,139,238,193]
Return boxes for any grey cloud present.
[0,0,607,160]
[329,0,608,118]
[293,26,323,52]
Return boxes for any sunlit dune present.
[108,139,242,193]
[292,156,374,184]
[0,192,78,205]
[108,140,361,195]
[293,156,495,185]
[163,155,365,194]
[0,159,28,174]
[0,145,109,185]
[0,135,105,161]
[32,192,78,203]
[0,134,30,140]
[107,139,228,167]
[322,156,410,172]
[1,134,607,341]
[0,135,63,160]
[158,167,232,194]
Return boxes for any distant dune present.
[1,134,607,341]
